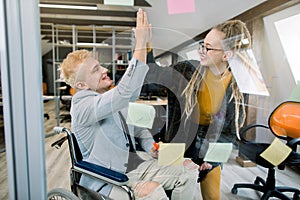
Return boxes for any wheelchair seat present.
[71,134,129,186]
[52,127,175,199]
[53,127,134,200]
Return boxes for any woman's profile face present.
[199,29,226,69]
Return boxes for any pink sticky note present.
[167,0,195,15]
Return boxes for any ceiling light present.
[76,42,109,47]
[38,4,97,10]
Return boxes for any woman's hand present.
[199,162,212,171]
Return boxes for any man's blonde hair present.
[60,49,92,88]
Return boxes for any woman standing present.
[183,20,251,200]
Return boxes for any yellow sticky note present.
[126,102,155,129]
[158,143,185,166]
[260,138,292,166]
[204,143,233,163]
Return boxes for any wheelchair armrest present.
[74,161,129,186]
[287,137,300,151]
[51,136,68,149]
[240,124,269,143]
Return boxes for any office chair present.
[59,85,74,123]
[231,101,300,200]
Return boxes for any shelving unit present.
[42,23,135,125]
[47,24,134,82]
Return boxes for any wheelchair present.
[47,127,135,200]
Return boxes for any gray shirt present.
[71,58,154,194]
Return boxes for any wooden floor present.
[0,100,299,200]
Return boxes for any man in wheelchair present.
[60,8,198,200]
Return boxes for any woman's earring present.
[224,51,233,61]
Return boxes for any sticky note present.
[167,0,195,15]
[204,143,233,163]
[126,102,155,129]
[222,36,269,96]
[104,0,134,6]
[158,143,185,166]
[260,138,292,166]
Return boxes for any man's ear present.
[223,50,233,61]
[75,81,88,90]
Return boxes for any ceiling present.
[39,0,295,57]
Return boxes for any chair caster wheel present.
[231,187,238,194]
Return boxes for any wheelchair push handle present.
[51,127,72,149]
[53,126,73,136]
[53,126,66,134]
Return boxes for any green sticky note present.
[104,0,134,6]
[204,143,233,163]
[126,102,155,129]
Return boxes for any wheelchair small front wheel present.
[47,188,80,200]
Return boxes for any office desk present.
[135,98,167,106]
[136,97,168,141]
[43,95,56,101]
[43,95,58,120]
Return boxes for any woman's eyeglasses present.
[198,42,223,54]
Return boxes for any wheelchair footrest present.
[75,161,129,185]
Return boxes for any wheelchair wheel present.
[47,188,80,200]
